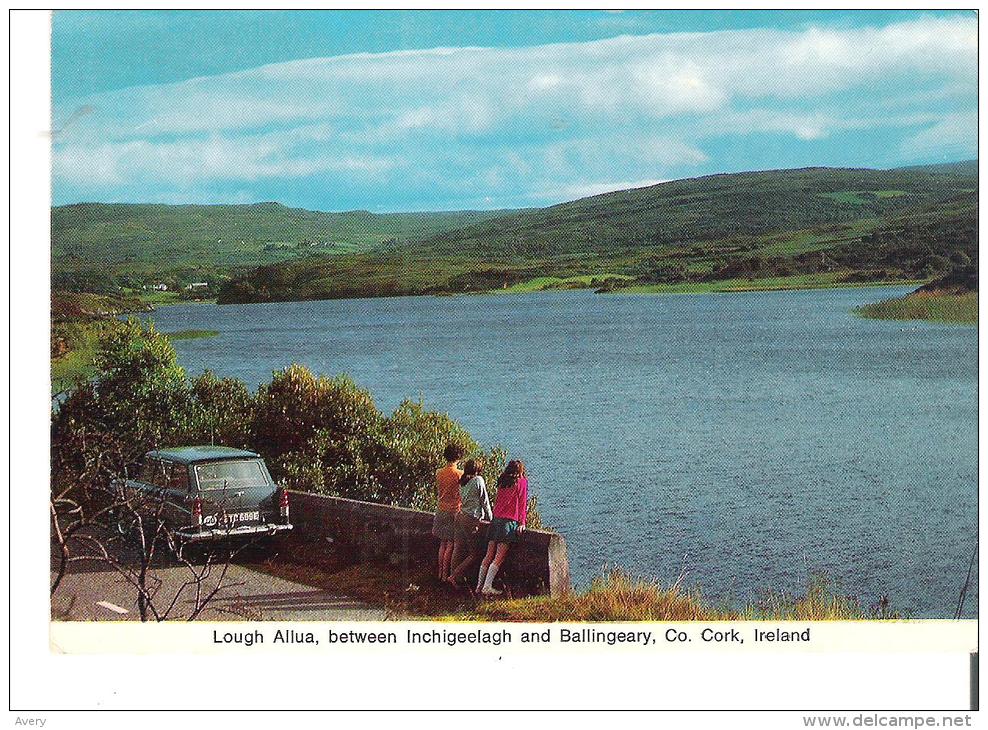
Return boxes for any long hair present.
[497,460,526,491]
[459,458,483,486]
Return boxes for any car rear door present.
[191,459,278,530]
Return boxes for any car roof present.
[146,446,261,465]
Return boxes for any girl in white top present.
[447,459,492,587]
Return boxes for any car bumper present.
[175,523,293,541]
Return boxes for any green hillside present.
[51,202,517,289]
[216,162,977,302]
[411,163,976,258]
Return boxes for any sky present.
[51,10,977,212]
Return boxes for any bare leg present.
[448,539,466,579]
[475,541,497,592]
[439,541,454,580]
[449,538,481,582]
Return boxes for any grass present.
[497,274,633,294]
[51,295,220,394]
[54,164,976,306]
[136,290,183,305]
[164,329,220,341]
[817,190,908,205]
[136,293,216,307]
[51,320,111,394]
[52,333,98,394]
[754,219,882,257]
[856,292,978,325]
[468,570,881,622]
[606,273,924,295]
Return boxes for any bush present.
[253,365,381,462]
[188,370,255,449]
[51,319,193,492]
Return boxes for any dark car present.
[113,446,292,543]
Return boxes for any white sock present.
[475,563,490,593]
[482,564,500,594]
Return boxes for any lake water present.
[140,287,978,617]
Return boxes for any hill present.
[51,202,518,290]
[215,162,977,302]
[410,163,976,258]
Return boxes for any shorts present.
[432,510,456,541]
[487,517,521,544]
[454,513,484,541]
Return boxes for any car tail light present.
[192,497,203,527]
[279,488,290,520]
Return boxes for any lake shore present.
[598,275,928,296]
[219,275,932,305]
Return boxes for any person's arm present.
[517,478,528,529]
[479,477,493,521]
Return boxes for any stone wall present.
[284,491,571,597]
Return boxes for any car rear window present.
[194,460,269,491]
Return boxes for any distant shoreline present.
[209,277,925,306]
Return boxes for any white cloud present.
[54,125,395,187]
[52,15,976,206]
[900,111,978,159]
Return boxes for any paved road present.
[51,534,385,621]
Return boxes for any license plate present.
[224,511,259,525]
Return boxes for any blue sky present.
[52,10,977,211]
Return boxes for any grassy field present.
[135,290,183,305]
[817,190,908,205]
[51,321,106,394]
[414,164,973,263]
[856,292,978,325]
[497,273,633,294]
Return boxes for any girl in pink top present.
[476,460,528,595]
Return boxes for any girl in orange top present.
[432,443,464,580]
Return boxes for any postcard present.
[10,6,982,717]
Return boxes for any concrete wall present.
[285,491,571,597]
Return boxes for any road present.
[51,534,386,622]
